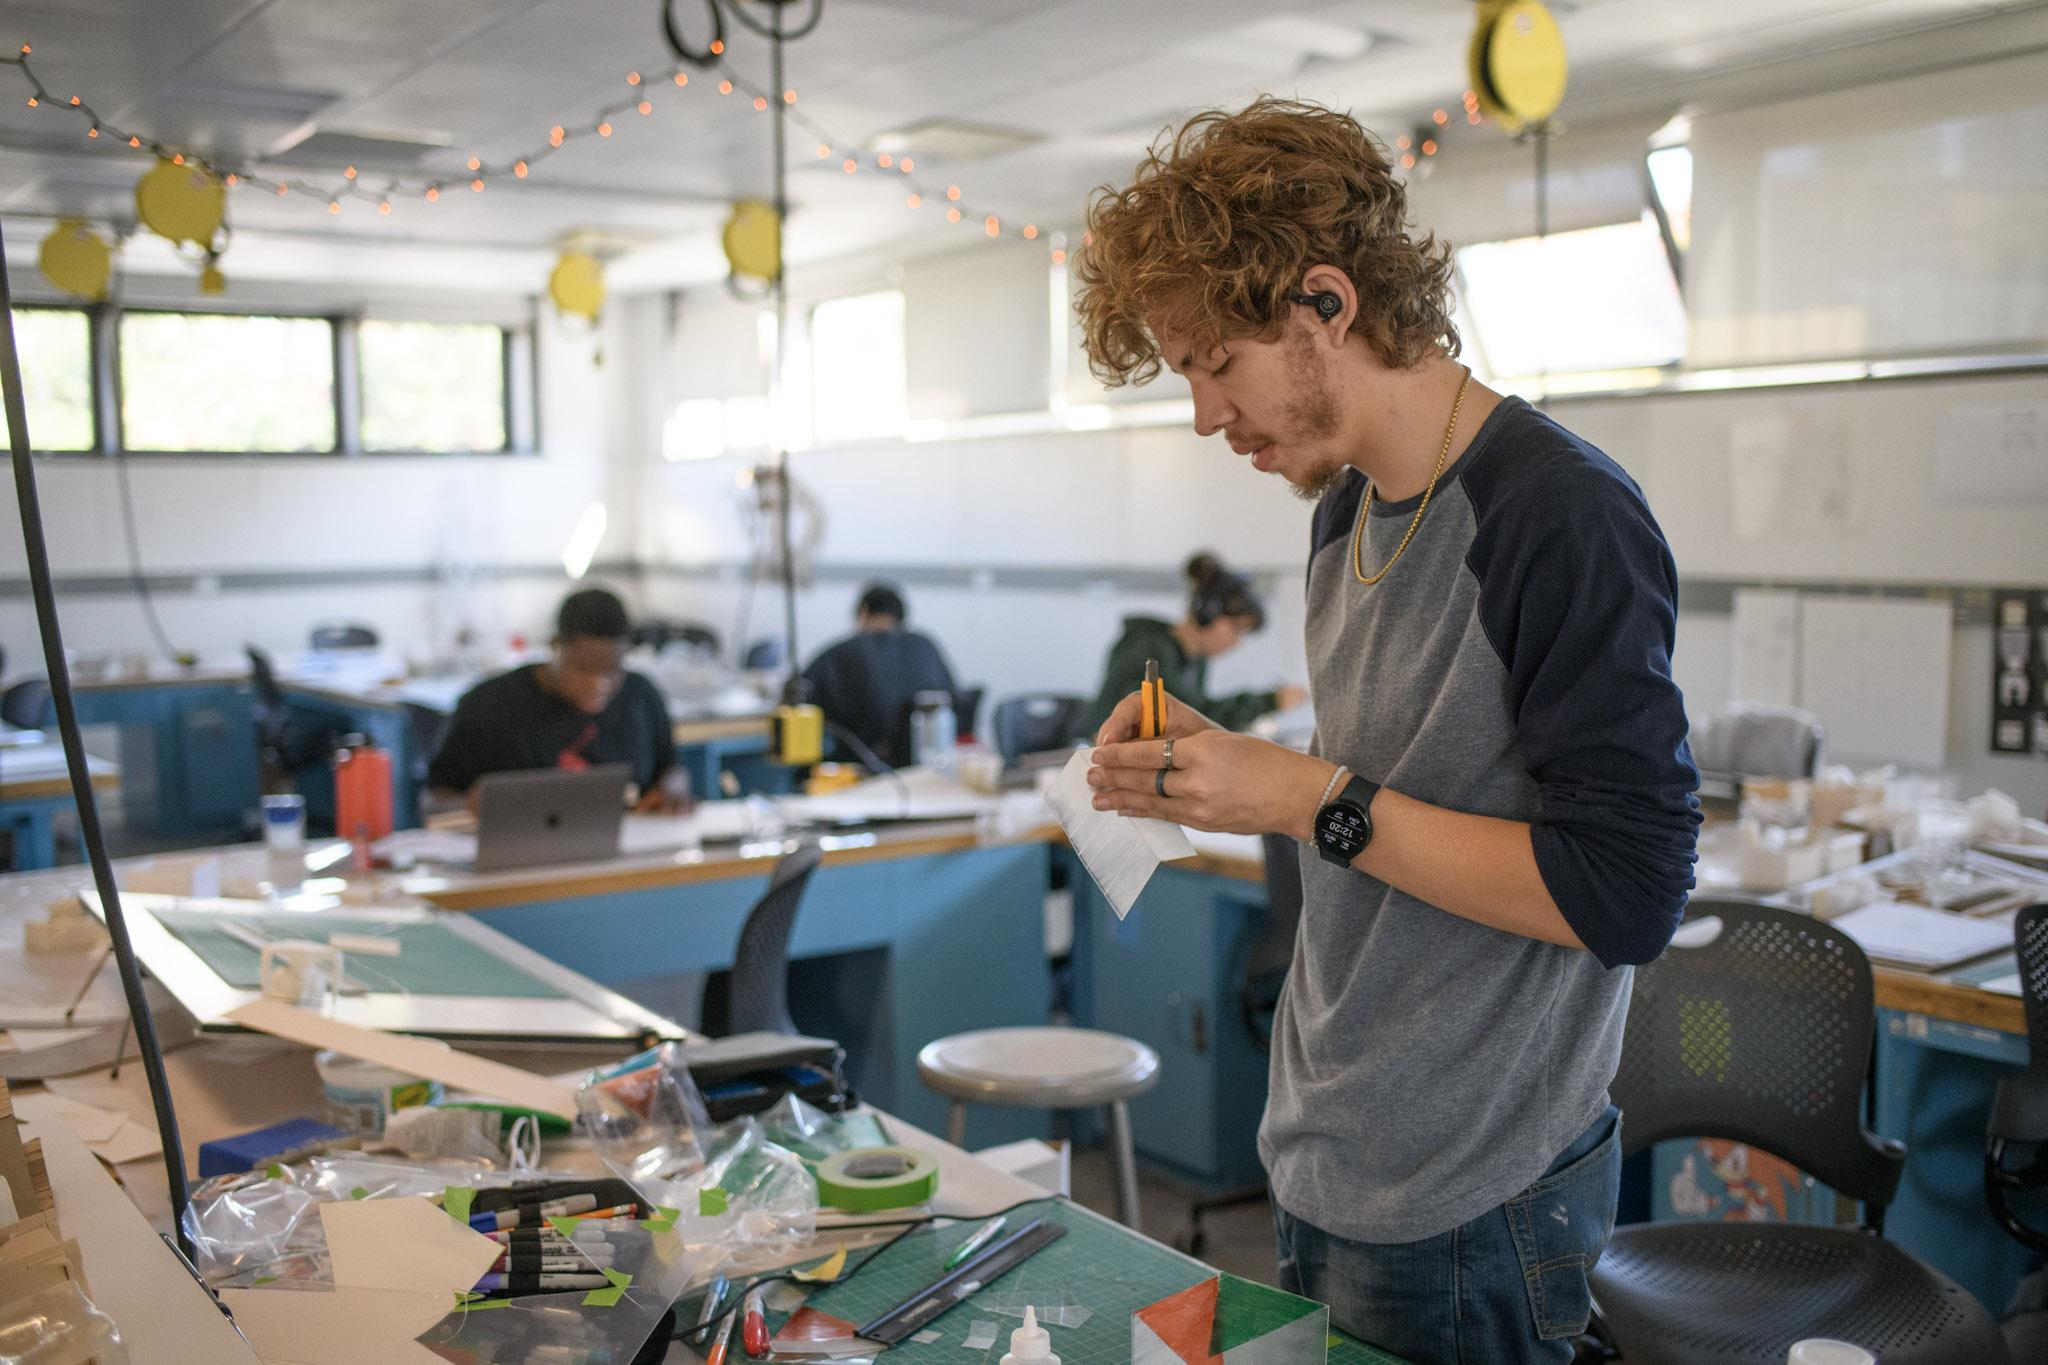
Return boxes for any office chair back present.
[1693,703,1825,780]
[1241,833,1304,1048]
[699,842,825,1038]
[743,638,784,671]
[1611,898,1905,1217]
[1986,902,2048,1254]
[1,678,51,731]
[309,623,379,651]
[991,693,1085,763]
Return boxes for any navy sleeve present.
[426,692,489,794]
[631,675,675,786]
[1465,449,1700,968]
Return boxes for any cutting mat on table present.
[786,1197,1403,1363]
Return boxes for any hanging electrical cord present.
[0,223,197,1261]
[111,443,190,662]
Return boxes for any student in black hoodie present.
[1082,553,1306,739]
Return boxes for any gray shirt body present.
[1258,397,1700,1243]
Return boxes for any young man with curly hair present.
[1076,99,1699,1362]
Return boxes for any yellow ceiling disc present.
[722,200,781,284]
[38,218,112,300]
[134,158,225,249]
[549,251,606,321]
[1486,0,1568,129]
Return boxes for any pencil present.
[1141,658,1162,739]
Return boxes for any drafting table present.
[80,890,682,1048]
[0,740,119,870]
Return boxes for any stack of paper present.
[1830,901,2013,970]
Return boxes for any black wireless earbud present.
[1292,291,1342,321]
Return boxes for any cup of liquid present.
[262,793,307,853]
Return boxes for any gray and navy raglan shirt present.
[1257,395,1700,1244]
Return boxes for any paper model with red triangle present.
[1132,1273,1328,1364]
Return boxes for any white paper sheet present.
[1042,750,1194,918]
[371,829,479,865]
[319,1196,501,1295]
[1980,972,2024,997]
[1831,901,2011,969]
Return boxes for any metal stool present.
[917,1026,1159,1232]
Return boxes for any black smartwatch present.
[1313,774,1380,866]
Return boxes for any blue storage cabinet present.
[1068,852,1271,1189]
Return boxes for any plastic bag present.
[672,1119,819,1275]
[182,1165,323,1281]
[576,1042,715,1188]
[0,1279,129,1365]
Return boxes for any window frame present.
[12,300,531,459]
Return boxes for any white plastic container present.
[314,1049,442,1138]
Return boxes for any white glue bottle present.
[998,1306,1060,1365]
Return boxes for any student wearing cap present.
[427,587,680,812]
[1081,552,1308,740]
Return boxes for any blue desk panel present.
[0,793,63,869]
[1068,853,1271,1189]
[473,841,1053,1146]
[68,683,258,838]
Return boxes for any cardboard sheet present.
[225,999,578,1119]
[219,1286,451,1365]
[319,1196,501,1295]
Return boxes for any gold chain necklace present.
[1351,368,1471,586]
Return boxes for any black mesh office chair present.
[1987,902,2048,1254]
[1,678,51,730]
[698,843,825,1038]
[245,646,336,788]
[308,623,379,651]
[1592,899,2009,1365]
[991,694,1085,763]
[1176,832,1303,1255]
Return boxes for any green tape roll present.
[814,1145,940,1212]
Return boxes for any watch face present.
[1316,800,1371,859]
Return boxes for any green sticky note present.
[350,1186,371,1200]
[698,1186,729,1217]
[547,1215,581,1237]
[642,1204,679,1233]
[253,1276,275,1286]
[582,1267,632,1308]
[265,1164,287,1181]
[442,1187,475,1223]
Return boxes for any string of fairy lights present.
[0,37,1074,266]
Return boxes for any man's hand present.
[1088,728,1337,840]
[1094,689,1220,747]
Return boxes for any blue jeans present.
[1274,1106,1620,1364]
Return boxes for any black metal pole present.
[0,224,195,1256]
[770,1,802,701]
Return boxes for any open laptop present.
[472,764,630,872]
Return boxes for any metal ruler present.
[854,1217,1068,1346]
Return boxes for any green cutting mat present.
[787,1198,1404,1363]
[153,909,566,999]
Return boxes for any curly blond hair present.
[1074,98,1459,387]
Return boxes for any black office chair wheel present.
[1591,1222,2011,1365]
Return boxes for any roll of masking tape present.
[814,1146,941,1211]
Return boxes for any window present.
[0,308,94,451]
[1647,144,1693,254]
[358,320,507,452]
[1455,217,1687,381]
[119,311,336,452]
[808,290,906,444]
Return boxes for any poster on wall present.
[1990,589,2048,756]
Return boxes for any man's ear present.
[1297,264,1357,340]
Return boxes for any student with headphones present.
[1081,552,1308,740]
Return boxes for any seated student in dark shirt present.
[427,587,680,813]
[800,582,960,768]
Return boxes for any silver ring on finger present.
[1161,738,1176,769]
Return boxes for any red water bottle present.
[334,737,394,867]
